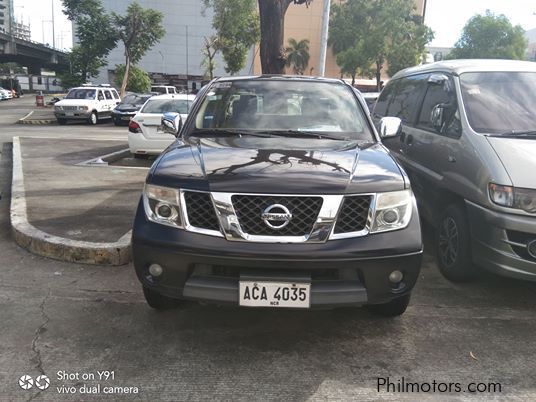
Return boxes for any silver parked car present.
[373,59,536,282]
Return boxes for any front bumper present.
[466,200,536,281]
[54,111,91,120]
[132,199,423,308]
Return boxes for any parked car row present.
[0,87,15,100]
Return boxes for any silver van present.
[373,59,536,282]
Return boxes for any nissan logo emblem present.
[261,204,293,230]
[528,240,536,259]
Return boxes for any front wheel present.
[436,204,476,282]
[88,111,98,125]
[57,118,67,125]
[366,293,411,317]
[142,286,182,310]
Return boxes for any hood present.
[487,137,536,189]
[55,99,94,107]
[115,103,141,112]
[150,136,406,194]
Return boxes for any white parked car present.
[54,84,120,125]
[151,85,178,95]
[128,94,194,158]
[0,87,13,100]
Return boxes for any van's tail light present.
[129,120,141,133]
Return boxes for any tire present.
[113,118,122,126]
[142,286,182,310]
[88,111,98,125]
[436,204,476,282]
[367,293,411,317]
[57,119,67,125]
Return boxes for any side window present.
[104,90,113,100]
[373,81,397,118]
[418,76,461,138]
[97,90,104,101]
[112,90,119,100]
[386,74,429,124]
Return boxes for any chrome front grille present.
[334,195,372,234]
[62,106,78,111]
[181,190,375,243]
[183,191,220,231]
[231,195,323,236]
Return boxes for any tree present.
[202,0,260,75]
[335,45,373,86]
[257,0,311,74]
[113,2,165,97]
[285,38,310,74]
[448,11,527,60]
[113,64,151,93]
[329,0,433,90]
[201,36,219,79]
[61,0,117,84]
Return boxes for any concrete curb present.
[17,110,56,125]
[10,137,132,265]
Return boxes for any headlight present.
[370,190,413,233]
[78,106,89,111]
[143,184,183,228]
[489,183,536,213]
[54,106,62,111]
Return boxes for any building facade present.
[90,0,253,90]
[0,0,13,34]
[252,0,426,83]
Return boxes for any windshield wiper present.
[254,130,351,141]
[188,129,273,138]
[490,130,536,138]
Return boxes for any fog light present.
[148,263,163,277]
[388,270,403,284]
[528,240,536,259]
[155,202,176,219]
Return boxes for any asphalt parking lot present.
[1,98,536,401]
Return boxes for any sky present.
[11,0,536,51]
[426,0,536,47]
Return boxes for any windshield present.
[460,72,536,135]
[65,89,97,100]
[123,94,151,105]
[193,79,373,140]
[141,99,192,114]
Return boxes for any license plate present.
[121,116,131,120]
[239,281,310,308]
[65,112,74,116]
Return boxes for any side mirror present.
[431,104,445,132]
[161,112,183,137]
[379,117,402,138]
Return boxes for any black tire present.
[134,153,149,159]
[142,286,182,310]
[436,204,476,282]
[113,118,122,126]
[57,118,67,125]
[367,293,411,317]
[88,111,98,125]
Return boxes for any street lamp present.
[158,50,165,75]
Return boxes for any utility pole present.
[186,25,189,91]
[318,0,331,77]
[51,0,56,48]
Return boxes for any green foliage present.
[113,64,151,93]
[0,63,25,74]
[285,38,310,74]
[113,2,165,95]
[448,11,528,60]
[201,36,218,79]
[329,0,433,87]
[61,0,117,82]
[203,0,260,74]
